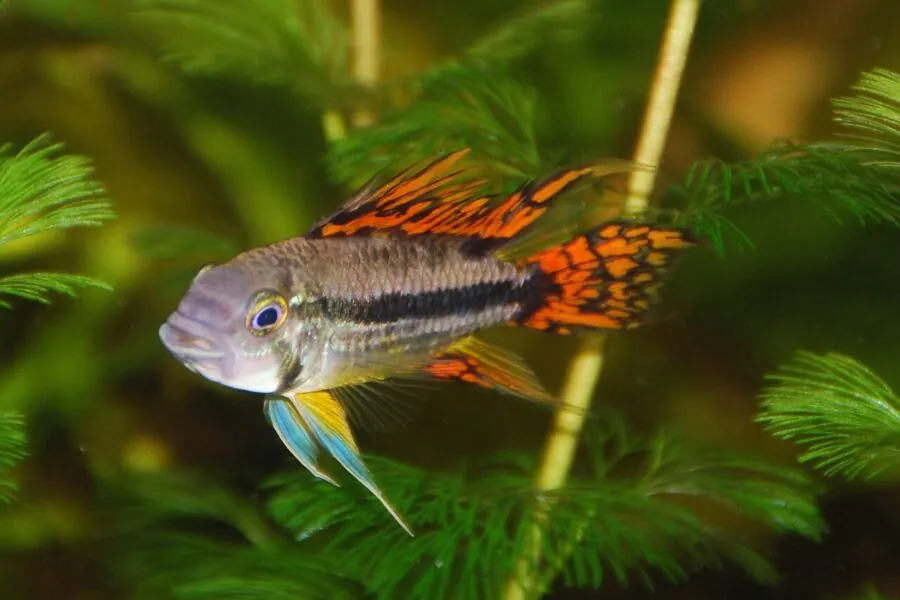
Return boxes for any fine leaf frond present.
[132,0,349,104]
[113,532,357,600]
[665,68,900,253]
[433,0,595,74]
[555,427,824,590]
[104,471,357,600]
[130,225,240,292]
[265,423,822,599]
[325,69,543,189]
[756,351,900,480]
[666,142,900,253]
[130,225,239,261]
[833,67,900,154]
[629,432,825,540]
[105,471,281,548]
[0,133,114,248]
[848,586,889,600]
[0,412,27,504]
[0,273,111,308]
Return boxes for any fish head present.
[159,259,317,394]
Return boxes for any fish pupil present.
[255,306,280,328]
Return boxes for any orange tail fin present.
[514,222,695,334]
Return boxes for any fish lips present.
[159,312,284,394]
[159,312,232,377]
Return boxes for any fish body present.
[159,150,695,535]
[164,235,532,395]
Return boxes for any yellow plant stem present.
[350,0,381,128]
[504,337,608,599]
[625,0,701,213]
[321,0,381,142]
[504,1,701,598]
[322,109,348,142]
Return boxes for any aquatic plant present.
[0,134,114,508]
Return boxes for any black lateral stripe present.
[323,279,528,324]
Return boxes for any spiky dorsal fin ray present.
[304,149,640,258]
[304,149,477,238]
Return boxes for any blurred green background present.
[2,0,900,598]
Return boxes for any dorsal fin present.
[305,149,478,238]
[304,150,632,256]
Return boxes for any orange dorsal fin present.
[304,150,629,256]
[305,149,478,238]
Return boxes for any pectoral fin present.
[280,390,414,537]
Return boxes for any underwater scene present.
[2,0,900,599]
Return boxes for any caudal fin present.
[514,222,695,334]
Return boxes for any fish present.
[158,149,695,536]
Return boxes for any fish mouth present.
[159,313,227,361]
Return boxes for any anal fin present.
[425,336,554,404]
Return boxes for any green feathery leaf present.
[265,422,822,599]
[0,133,114,248]
[116,533,358,600]
[0,134,114,307]
[757,351,900,480]
[130,225,239,261]
[666,143,900,252]
[849,586,890,600]
[105,472,357,600]
[132,0,350,105]
[130,225,240,292]
[663,68,900,252]
[0,412,27,504]
[326,70,544,189]
[424,0,594,78]
[0,273,111,308]
[132,0,594,111]
[833,67,900,155]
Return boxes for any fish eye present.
[246,294,288,335]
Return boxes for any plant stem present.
[350,0,380,127]
[323,0,380,141]
[503,1,701,598]
[625,0,701,213]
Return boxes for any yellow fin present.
[264,397,337,486]
[287,391,414,536]
[331,381,422,434]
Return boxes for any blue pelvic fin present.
[263,396,338,486]
[287,391,414,537]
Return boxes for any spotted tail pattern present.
[514,222,695,334]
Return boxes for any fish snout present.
[159,313,227,360]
